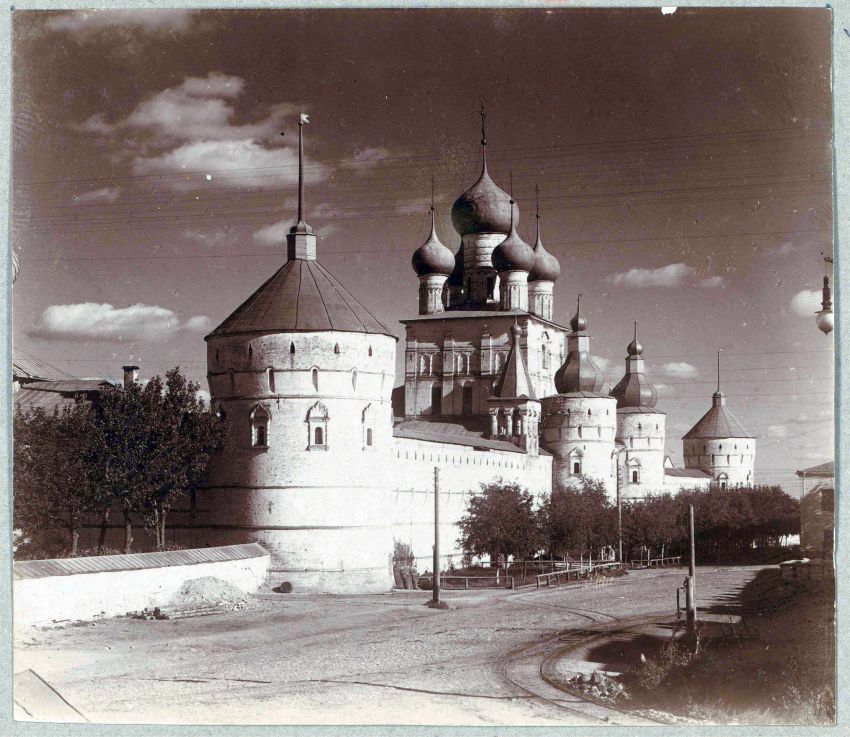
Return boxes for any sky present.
[11,7,835,494]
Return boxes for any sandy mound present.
[168,577,251,611]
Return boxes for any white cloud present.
[654,383,672,395]
[78,72,321,192]
[184,315,212,332]
[183,228,231,248]
[44,9,196,37]
[71,186,121,203]
[767,424,789,439]
[769,240,797,257]
[591,355,612,372]
[657,362,698,377]
[606,263,695,288]
[790,289,822,317]
[697,275,726,289]
[31,303,209,342]
[341,146,397,172]
[253,217,339,246]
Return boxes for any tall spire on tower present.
[292,113,312,235]
[286,114,317,260]
[479,100,487,172]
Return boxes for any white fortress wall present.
[390,436,552,570]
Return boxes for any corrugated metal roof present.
[13,543,268,580]
[209,259,395,338]
[14,388,79,414]
[12,349,76,381]
[796,460,834,477]
[617,406,665,415]
[20,380,110,394]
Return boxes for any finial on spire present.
[508,171,515,231]
[479,101,487,147]
[535,184,540,220]
[429,175,436,235]
[634,321,638,341]
[577,293,582,312]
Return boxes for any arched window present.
[248,345,253,362]
[268,368,275,393]
[486,275,495,299]
[541,345,549,370]
[334,343,340,354]
[311,368,319,391]
[588,408,592,417]
[351,369,358,391]
[250,404,271,448]
[430,384,442,416]
[368,345,373,357]
[307,401,329,450]
[215,349,220,364]
[362,403,377,449]
[631,470,639,483]
[638,423,642,431]
[290,342,296,354]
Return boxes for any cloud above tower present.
[75,72,328,191]
[606,262,726,289]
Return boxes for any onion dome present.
[411,207,455,276]
[491,200,536,273]
[570,295,587,332]
[611,325,657,408]
[447,244,464,286]
[554,344,603,394]
[528,222,560,283]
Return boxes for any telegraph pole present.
[427,467,448,609]
[686,504,698,637]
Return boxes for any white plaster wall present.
[616,410,667,498]
[390,436,552,570]
[663,474,712,492]
[683,437,756,486]
[14,552,270,629]
[201,330,399,593]
[540,393,618,498]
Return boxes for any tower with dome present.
[193,110,754,593]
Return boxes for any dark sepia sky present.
[12,7,834,491]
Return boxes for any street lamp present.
[816,255,834,336]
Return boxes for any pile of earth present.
[167,576,253,613]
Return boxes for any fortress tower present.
[682,352,756,488]
[202,119,398,592]
[541,298,617,497]
[610,324,666,498]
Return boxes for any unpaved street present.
[15,566,766,725]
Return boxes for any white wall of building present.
[616,410,667,498]
[683,437,755,487]
[14,547,270,629]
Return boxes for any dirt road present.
[14,566,767,725]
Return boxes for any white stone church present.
[196,119,756,592]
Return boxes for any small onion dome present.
[528,229,560,283]
[627,335,643,356]
[411,214,455,276]
[447,244,464,286]
[492,208,536,273]
[570,304,587,332]
[451,162,519,236]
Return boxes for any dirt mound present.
[168,577,251,611]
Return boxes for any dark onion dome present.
[446,244,464,286]
[491,206,536,273]
[570,303,587,332]
[528,226,560,282]
[627,334,643,356]
[451,159,519,236]
[411,210,455,276]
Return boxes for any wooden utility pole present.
[686,504,697,634]
[427,467,448,609]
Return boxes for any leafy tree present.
[539,477,616,559]
[13,401,102,556]
[457,480,542,573]
[91,369,227,553]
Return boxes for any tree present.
[539,477,616,559]
[91,369,228,553]
[457,480,542,573]
[13,401,102,556]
